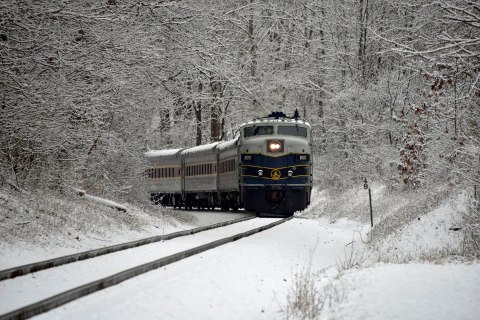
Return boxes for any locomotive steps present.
[0,216,292,320]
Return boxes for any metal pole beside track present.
[363,178,373,228]
[368,188,373,228]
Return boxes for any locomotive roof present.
[240,118,311,128]
[144,148,183,159]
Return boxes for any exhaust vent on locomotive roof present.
[267,111,287,119]
[266,109,300,120]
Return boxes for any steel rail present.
[0,215,255,281]
[0,216,292,320]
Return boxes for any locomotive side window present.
[278,125,308,137]
[243,125,274,138]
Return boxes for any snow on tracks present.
[0,216,291,320]
[0,215,255,281]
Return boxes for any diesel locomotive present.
[145,111,312,216]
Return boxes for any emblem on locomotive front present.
[271,169,281,180]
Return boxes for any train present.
[144,111,312,217]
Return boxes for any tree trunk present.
[210,77,224,141]
[195,82,203,146]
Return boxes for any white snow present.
[32,217,368,320]
[73,188,128,212]
[144,149,183,158]
[373,193,468,261]
[1,186,478,320]
[321,263,480,320]
[216,138,238,151]
[181,142,220,156]
[0,186,251,270]
[0,218,283,315]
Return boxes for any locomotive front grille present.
[241,165,309,180]
[265,186,286,203]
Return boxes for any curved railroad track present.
[0,214,255,281]
[0,215,292,320]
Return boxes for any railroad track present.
[0,215,292,320]
[0,215,255,281]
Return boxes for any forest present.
[1,0,479,200]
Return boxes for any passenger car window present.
[278,125,308,137]
[243,126,274,138]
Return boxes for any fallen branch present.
[72,188,127,212]
[15,221,31,225]
[5,179,28,195]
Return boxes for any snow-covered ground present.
[33,217,368,320]
[0,185,479,319]
[0,187,250,269]
[320,262,480,320]
[0,218,282,316]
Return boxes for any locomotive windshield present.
[243,125,274,138]
[278,125,308,137]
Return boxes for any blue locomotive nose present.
[240,151,311,216]
[238,118,312,216]
[240,153,310,183]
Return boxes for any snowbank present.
[0,187,194,269]
[373,193,468,262]
[321,262,480,320]
[289,186,479,320]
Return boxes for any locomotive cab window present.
[243,126,274,138]
[278,125,308,137]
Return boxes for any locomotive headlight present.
[288,170,293,177]
[268,140,282,153]
[258,169,263,176]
